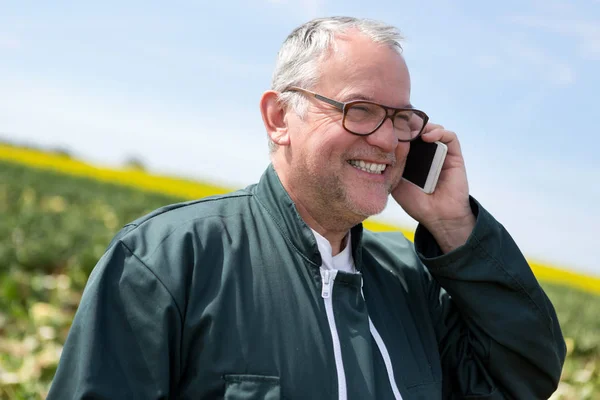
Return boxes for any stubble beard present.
[298,159,395,230]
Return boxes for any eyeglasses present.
[284,87,429,142]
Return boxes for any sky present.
[1,0,599,275]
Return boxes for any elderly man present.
[49,17,566,399]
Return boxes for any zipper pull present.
[321,270,332,299]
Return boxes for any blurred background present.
[0,1,599,399]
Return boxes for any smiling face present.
[275,31,412,228]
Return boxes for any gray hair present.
[268,16,404,152]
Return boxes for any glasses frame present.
[284,86,429,142]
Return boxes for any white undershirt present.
[311,229,356,273]
[311,230,403,399]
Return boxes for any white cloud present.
[511,41,576,85]
[509,15,600,60]
[0,35,20,50]
[0,77,270,186]
[530,0,577,15]
[464,10,581,86]
[201,53,273,77]
[474,39,576,87]
[474,54,499,69]
[264,0,325,18]
[552,63,576,85]
[300,0,325,16]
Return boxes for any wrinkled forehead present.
[315,33,411,106]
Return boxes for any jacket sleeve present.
[47,239,183,400]
[414,197,566,400]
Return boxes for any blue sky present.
[1,1,599,275]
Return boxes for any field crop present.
[0,152,598,399]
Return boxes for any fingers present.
[419,123,463,159]
[420,123,456,144]
[422,123,444,133]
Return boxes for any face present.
[284,32,412,225]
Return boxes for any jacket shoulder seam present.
[118,240,184,322]
[123,192,253,231]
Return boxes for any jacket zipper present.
[321,268,347,400]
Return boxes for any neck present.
[272,159,356,256]
[295,200,350,256]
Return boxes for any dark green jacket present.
[48,165,565,400]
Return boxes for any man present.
[49,17,566,399]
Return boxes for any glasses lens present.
[344,103,425,140]
[393,110,425,141]
[344,102,387,135]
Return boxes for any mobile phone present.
[401,138,447,194]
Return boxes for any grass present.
[0,142,416,240]
[0,151,598,399]
[0,161,178,399]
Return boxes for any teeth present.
[348,160,386,174]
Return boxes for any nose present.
[364,117,398,153]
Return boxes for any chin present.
[348,193,389,218]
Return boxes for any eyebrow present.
[339,93,413,109]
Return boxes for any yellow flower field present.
[1,143,599,295]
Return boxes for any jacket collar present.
[252,164,364,269]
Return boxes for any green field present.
[0,160,598,399]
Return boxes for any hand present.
[391,123,476,253]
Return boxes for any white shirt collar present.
[311,229,355,273]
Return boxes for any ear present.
[260,90,291,147]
